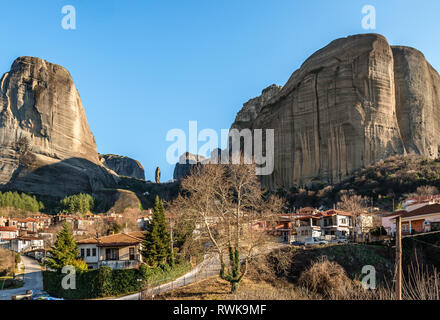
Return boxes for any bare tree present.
[337,192,371,242]
[171,162,284,292]
[415,186,439,196]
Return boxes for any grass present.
[152,276,307,300]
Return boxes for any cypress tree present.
[141,196,172,267]
[45,222,87,272]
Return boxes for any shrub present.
[14,253,21,265]
[0,248,14,276]
[43,262,191,299]
[298,257,354,299]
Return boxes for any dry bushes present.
[0,247,14,276]
[403,261,440,300]
[298,256,354,299]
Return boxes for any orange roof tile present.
[77,233,142,247]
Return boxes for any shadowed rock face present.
[0,56,118,197]
[99,154,145,180]
[173,152,206,181]
[230,34,440,189]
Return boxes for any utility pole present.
[395,215,402,300]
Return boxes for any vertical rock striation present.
[230,34,440,190]
[0,56,117,197]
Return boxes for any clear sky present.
[1,0,439,181]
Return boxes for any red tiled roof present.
[13,217,38,223]
[77,233,142,247]
[320,209,352,217]
[399,204,440,219]
[0,226,18,232]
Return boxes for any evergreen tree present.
[0,191,42,212]
[141,196,172,267]
[60,193,95,215]
[45,222,87,272]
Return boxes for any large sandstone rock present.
[231,84,282,131]
[173,152,206,181]
[99,154,145,180]
[0,56,118,197]
[230,34,440,189]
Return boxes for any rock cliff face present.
[230,34,440,189]
[0,56,118,197]
[173,152,206,181]
[99,154,145,180]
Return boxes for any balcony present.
[99,259,140,269]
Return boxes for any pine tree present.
[141,196,172,267]
[45,222,87,272]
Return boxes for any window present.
[106,248,119,261]
[129,247,135,260]
[92,248,96,257]
[86,248,90,257]
[80,248,85,257]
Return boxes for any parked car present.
[291,241,305,247]
[335,238,348,244]
[304,237,328,246]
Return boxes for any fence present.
[140,257,220,299]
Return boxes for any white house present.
[319,210,352,239]
[11,236,44,253]
[295,215,322,242]
[0,226,19,240]
[77,231,144,270]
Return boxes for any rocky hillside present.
[231,34,440,190]
[173,152,207,181]
[99,154,145,180]
[0,56,118,198]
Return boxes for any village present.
[0,193,439,273]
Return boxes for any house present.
[274,215,295,243]
[401,195,440,212]
[392,203,440,236]
[74,218,95,230]
[77,231,144,270]
[295,214,322,242]
[319,210,352,238]
[11,236,44,253]
[8,217,43,233]
[53,214,76,225]
[137,217,150,230]
[0,226,19,241]
[31,213,52,229]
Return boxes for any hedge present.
[43,262,191,299]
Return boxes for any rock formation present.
[231,84,282,131]
[99,154,145,180]
[0,56,118,197]
[173,152,206,181]
[155,166,160,183]
[230,34,440,190]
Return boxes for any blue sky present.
[1,0,440,181]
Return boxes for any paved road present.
[115,254,219,300]
[114,243,286,300]
[0,255,43,300]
